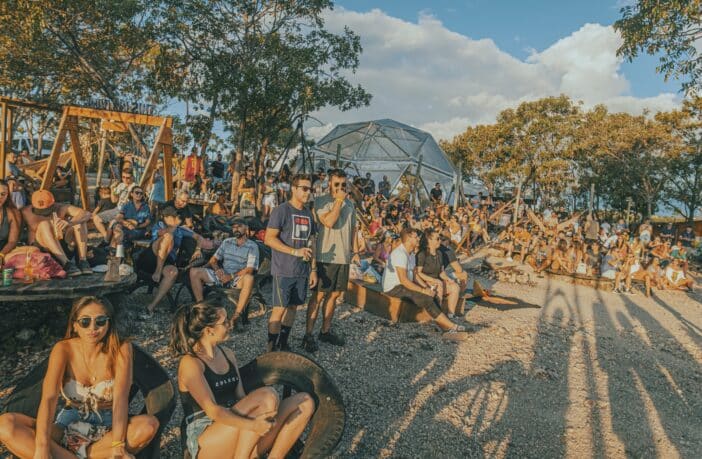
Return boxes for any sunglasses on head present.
[76,315,110,328]
[295,185,312,192]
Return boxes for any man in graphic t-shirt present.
[264,174,317,351]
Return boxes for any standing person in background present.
[430,183,443,204]
[264,174,317,352]
[210,153,226,187]
[182,147,204,192]
[302,169,359,352]
[149,160,166,216]
[378,175,391,199]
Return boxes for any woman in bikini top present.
[0,296,158,459]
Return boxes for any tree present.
[657,96,702,221]
[614,0,702,94]
[0,0,164,153]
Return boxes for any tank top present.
[0,206,9,247]
[180,346,241,418]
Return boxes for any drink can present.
[2,268,14,286]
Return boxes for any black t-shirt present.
[163,199,194,221]
[430,188,442,201]
[211,160,225,178]
[438,245,457,268]
[416,249,443,278]
[96,198,116,212]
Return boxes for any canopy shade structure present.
[310,119,459,201]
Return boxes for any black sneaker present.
[78,260,93,275]
[301,334,319,353]
[64,261,81,277]
[318,330,345,346]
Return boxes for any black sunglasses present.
[333,183,347,188]
[133,190,144,195]
[76,315,110,328]
[295,185,312,192]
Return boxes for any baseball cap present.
[232,217,249,226]
[31,190,56,216]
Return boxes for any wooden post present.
[41,108,70,190]
[513,180,522,225]
[67,117,89,209]
[139,119,169,191]
[453,160,462,209]
[0,102,7,178]
[336,143,341,167]
[589,182,595,216]
[163,142,174,201]
[95,130,108,189]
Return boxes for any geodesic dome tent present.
[311,119,458,201]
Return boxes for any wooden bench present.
[345,279,434,323]
[544,270,615,291]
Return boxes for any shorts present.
[97,208,121,223]
[185,411,214,459]
[314,263,349,293]
[205,268,240,289]
[34,238,75,261]
[602,270,617,280]
[136,246,174,275]
[123,228,148,244]
[55,408,112,459]
[262,194,277,208]
[271,276,308,307]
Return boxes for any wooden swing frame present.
[0,96,174,209]
[41,105,175,209]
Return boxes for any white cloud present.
[309,8,680,142]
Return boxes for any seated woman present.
[0,296,158,458]
[416,229,461,319]
[171,301,315,459]
[624,249,652,297]
[664,258,694,292]
[112,186,152,251]
[549,239,574,274]
[0,179,22,257]
[372,230,394,274]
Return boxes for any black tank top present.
[180,346,241,418]
[0,206,9,247]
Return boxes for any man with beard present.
[188,218,259,325]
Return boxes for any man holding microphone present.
[302,169,359,352]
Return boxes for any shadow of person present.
[592,289,702,457]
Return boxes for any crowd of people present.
[1,144,700,458]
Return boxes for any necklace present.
[80,342,98,383]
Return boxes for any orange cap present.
[31,189,56,210]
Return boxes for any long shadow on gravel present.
[360,277,574,458]
[594,290,702,457]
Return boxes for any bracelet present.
[111,440,126,448]
[292,249,298,257]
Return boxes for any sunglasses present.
[333,183,347,188]
[75,315,110,328]
[122,176,133,180]
[133,191,144,195]
[295,185,312,192]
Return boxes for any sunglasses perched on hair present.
[295,185,312,192]
[75,316,110,328]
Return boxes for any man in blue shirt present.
[111,186,152,249]
[189,218,259,324]
[138,206,197,318]
[264,174,317,351]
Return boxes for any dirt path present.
[1,274,701,458]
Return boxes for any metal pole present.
[336,143,341,168]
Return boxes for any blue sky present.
[335,0,679,98]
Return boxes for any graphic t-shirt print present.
[292,214,312,242]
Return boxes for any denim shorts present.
[55,407,113,429]
[185,411,214,459]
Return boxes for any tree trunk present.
[199,98,219,156]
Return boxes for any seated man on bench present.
[382,227,467,340]
[21,189,93,276]
[189,218,259,326]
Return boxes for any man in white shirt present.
[382,227,467,340]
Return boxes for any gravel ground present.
[2,261,702,458]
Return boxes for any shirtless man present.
[21,190,93,276]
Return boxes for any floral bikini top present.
[61,379,114,417]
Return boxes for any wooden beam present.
[67,117,89,209]
[0,102,7,178]
[66,106,172,128]
[163,143,174,201]
[139,119,168,191]
[95,130,108,190]
[100,119,128,132]
[41,108,70,190]
[0,96,61,112]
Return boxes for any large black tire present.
[239,351,345,459]
[1,344,175,459]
